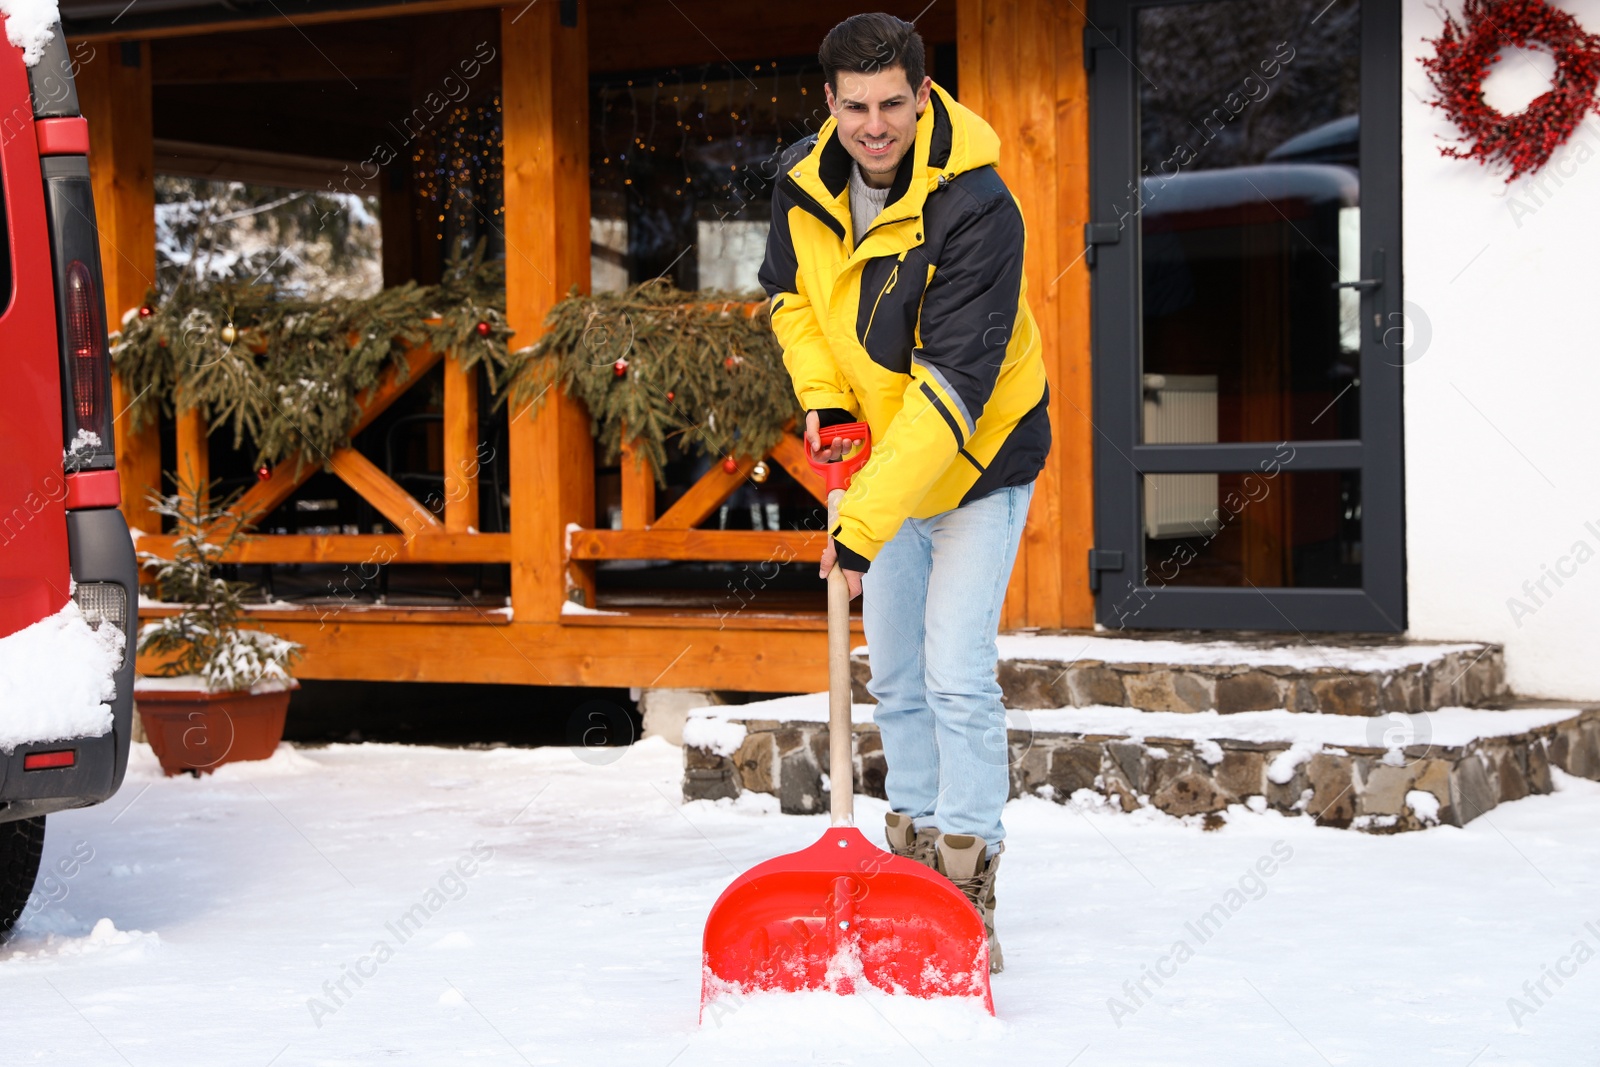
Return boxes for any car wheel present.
[0,816,46,942]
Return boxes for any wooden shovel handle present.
[826,488,853,826]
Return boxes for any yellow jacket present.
[759,81,1051,572]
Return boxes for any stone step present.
[681,695,1600,833]
[849,631,1507,716]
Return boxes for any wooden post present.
[174,409,208,505]
[502,2,594,620]
[77,38,159,532]
[958,0,1094,629]
[619,435,655,529]
[442,356,480,532]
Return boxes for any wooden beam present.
[768,434,828,504]
[327,447,443,537]
[442,356,480,532]
[73,0,955,60]
[150,27,414,84]
[504,1,594,620]
[135,532,510,564]
[154,139,361,193]
[957,0,1093,630]
[1051,0,1096,630]
[79,40,159,532]
[140,602,511,625]
[652,456,757,531]
[139,617,840,692]
[619,434,655,529]
[173,408,209,506]
[72,0,513,42]
[569,528,826,563]
[233,342,442,525]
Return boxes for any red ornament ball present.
[721,456,738,474]
[476,321,491,337]
[256,465,271,482]
[666,390,675,401]
[724,356,736,369]
[613,359,629,377]
[138,305,153,318]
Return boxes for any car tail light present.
[43,159,115,470]
[24,750,77,770]
[65,260,106,427]
[72,581,128,667]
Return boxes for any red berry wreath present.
[1422,0,1600,181]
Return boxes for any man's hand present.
[806,411,865,599]
[805,410,862,461]
[819,536,864,600]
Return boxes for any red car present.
[0,18,138,938]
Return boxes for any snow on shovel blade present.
[700,826,993,1015]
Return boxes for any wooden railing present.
[566,430,829,565]
[132,305,832,613]
[135,332,510,566]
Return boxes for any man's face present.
[824,66,933,188]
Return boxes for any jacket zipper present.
[782,175,847,241]
[862,260,902,344]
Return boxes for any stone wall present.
[682,707,1600,833]
[849,647,1507,716]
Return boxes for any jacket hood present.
[787,81,1001,239]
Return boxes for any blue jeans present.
[861,481,1033,851]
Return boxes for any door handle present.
[1331,278,1380,291]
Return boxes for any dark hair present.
[819,13,926,95]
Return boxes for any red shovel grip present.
[804,422,872,493]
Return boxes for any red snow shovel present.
[699,423,994,1015]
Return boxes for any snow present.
[62,428,102,470]
[6,737,1600,1063]
[680,716,746,756]
[996,633,1494,670]
[687,692,1582,750]
[0,0,59,66]
[1406,789,1442,827]
[133,673,295,696]
[857,632,1492,672]
[0,599,122,752]
[561,600,627,616]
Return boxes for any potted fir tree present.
[134,481,302,776]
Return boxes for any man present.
[758,13,1051,973]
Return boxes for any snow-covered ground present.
[5,736,1599,1065]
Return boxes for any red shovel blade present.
[700,826,993,1015]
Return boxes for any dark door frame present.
[1085,0,1407,633]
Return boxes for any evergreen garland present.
[113,246,520,470]
[114,255,800,481]
[509,278,797,480]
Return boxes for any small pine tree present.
[136,479,301,693]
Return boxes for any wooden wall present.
[77,41,161,533]
[959,0,1095,631]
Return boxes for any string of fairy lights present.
[404,62,826,284]
[411,95,507,260]
[592,59,822,207]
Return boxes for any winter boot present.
[883,812,939,869]
[935,833,1004,974]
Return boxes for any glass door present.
[1086,0,1405,631]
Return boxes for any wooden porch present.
[70,0,1096,692]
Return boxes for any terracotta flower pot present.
[135,681,298,776]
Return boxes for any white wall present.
[1403,0,1600,698]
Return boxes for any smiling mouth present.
[859,138,894,156]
